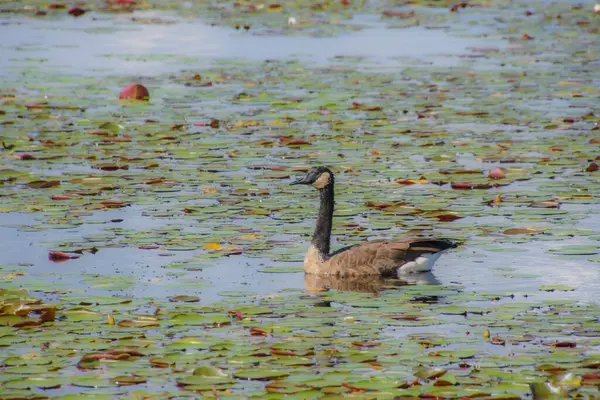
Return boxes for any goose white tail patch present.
[397,252,443,276]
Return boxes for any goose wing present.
[327,238,456,277]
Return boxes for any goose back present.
[305,238,456,277]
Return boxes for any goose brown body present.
[291,166,457,277]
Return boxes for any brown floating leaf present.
[503,227,542,235]
[51,195,72,200]
[150,358,170,368]
[279,136,311,146]
[432,213,463,222]
[582,373,600,384]
[395,177,429,185]
[48,251,80,262]
[20,153,36,160]
[552,342,577,348]
[93,163,129,171]
[250,327,268,336]
[490,336,506,346]
[27,180,60,189]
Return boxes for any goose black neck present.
[312,183,334,259]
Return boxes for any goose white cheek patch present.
[312,172,331,189]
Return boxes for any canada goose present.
[291,166,458,278]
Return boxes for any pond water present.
[1,11,489,76]
[2,206,600,304]
[0,2,599,398]
[2,8,597,303]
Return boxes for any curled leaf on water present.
[119,83,149,100]
[586,162,599,172]
[48,251,80,262]
[39,307,55,322]
[488,167,505,179]
[490,336,506,346]
[68,6,85,16]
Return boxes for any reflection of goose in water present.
[291,167,458,278]
[305,272,441,294]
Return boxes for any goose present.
[291,166,458,278]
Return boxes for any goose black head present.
[290,166,334,189]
